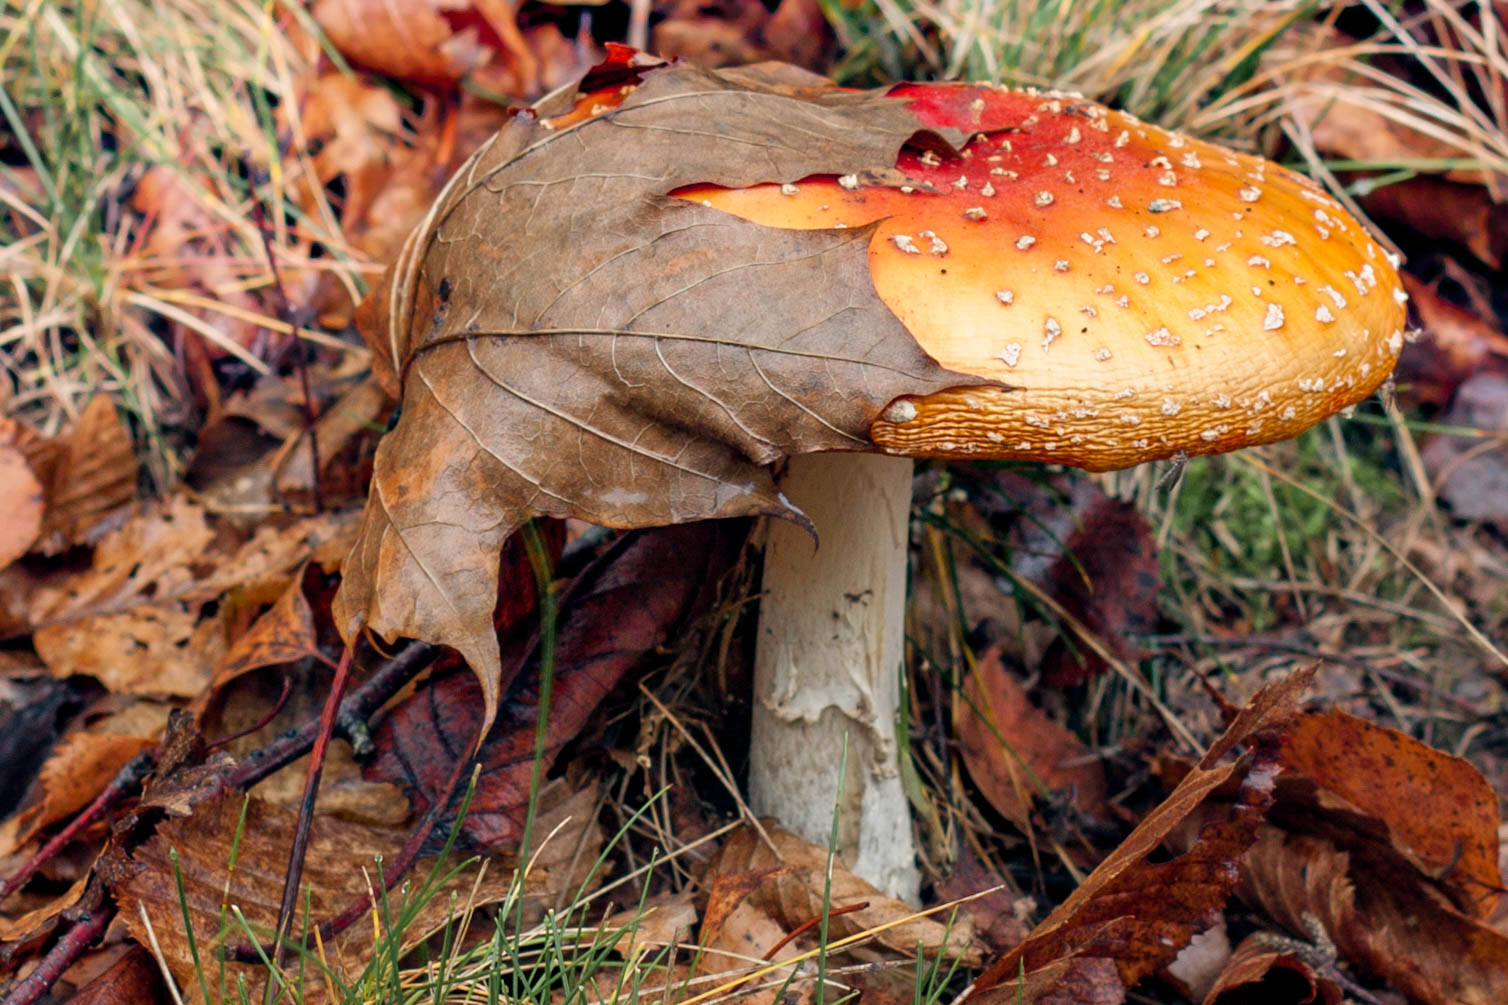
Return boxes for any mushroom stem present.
[749,451,921,903]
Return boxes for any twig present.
[0,901,114,1005]
[0,751,157,906]
[264,645,356,1001]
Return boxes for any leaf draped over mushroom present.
[333,57,992,731]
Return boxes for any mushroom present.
[675,82,1406,897]
[336,60,1407,901]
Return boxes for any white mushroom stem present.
[749,452,921,903]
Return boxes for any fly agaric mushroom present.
[335,55,1406,901]
[674,82,1405,898]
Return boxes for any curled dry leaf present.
[333,57,989,733]
[1203,931,1344,1005]
[1239,826,1508,1005]
[957,646,1109,831]
[1224,709,1508,1003]
[711,824,979,963]
[968,665,1315,1005]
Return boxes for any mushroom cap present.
[676,83,1407,472]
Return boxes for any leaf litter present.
[3,16,1508,1005]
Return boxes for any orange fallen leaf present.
[957,646,1108,831]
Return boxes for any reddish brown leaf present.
[969,665,1314,1004]
[331,58,992,733]
[933,845,1031,955]
[1395,273,1508,406]
[363,521,745,849]
[62,946,169,1005]
[1278,709,1502,917]
[971,472,1161,685]
[1204,932,1343,1005]
[957,647,1108,831]
[1239,826,1508,1005]
[1360,177,1508,270]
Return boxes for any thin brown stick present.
[264,645,355,1002]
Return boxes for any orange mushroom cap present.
[675,83,1407,472]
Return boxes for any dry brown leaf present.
[8,498,357,696]
[1396,273,1508,407]
[957,647,1108,831]
[206,572,320,696]
[333,59,990,732]
[312,0,544,95]
[1203,931,1343,1005]
[60,946,168,1005]
[0,875,89,943]
[695,900,811,1005]
[1360,177,1508,270]
[0,732,157,860]
[968,665,1314,1004]
[1278,708,1502,917]
[0,442,43,572]
[1239,826,1508,1005]
[33,397,138,554]
[105,793,512,1004]
[711,824,979,963]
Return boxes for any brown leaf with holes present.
[711,824,979,963]
[332,58,990,734]
[968,665,1314,1004]
[3,498,357,696]
[957,647,1108,831]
